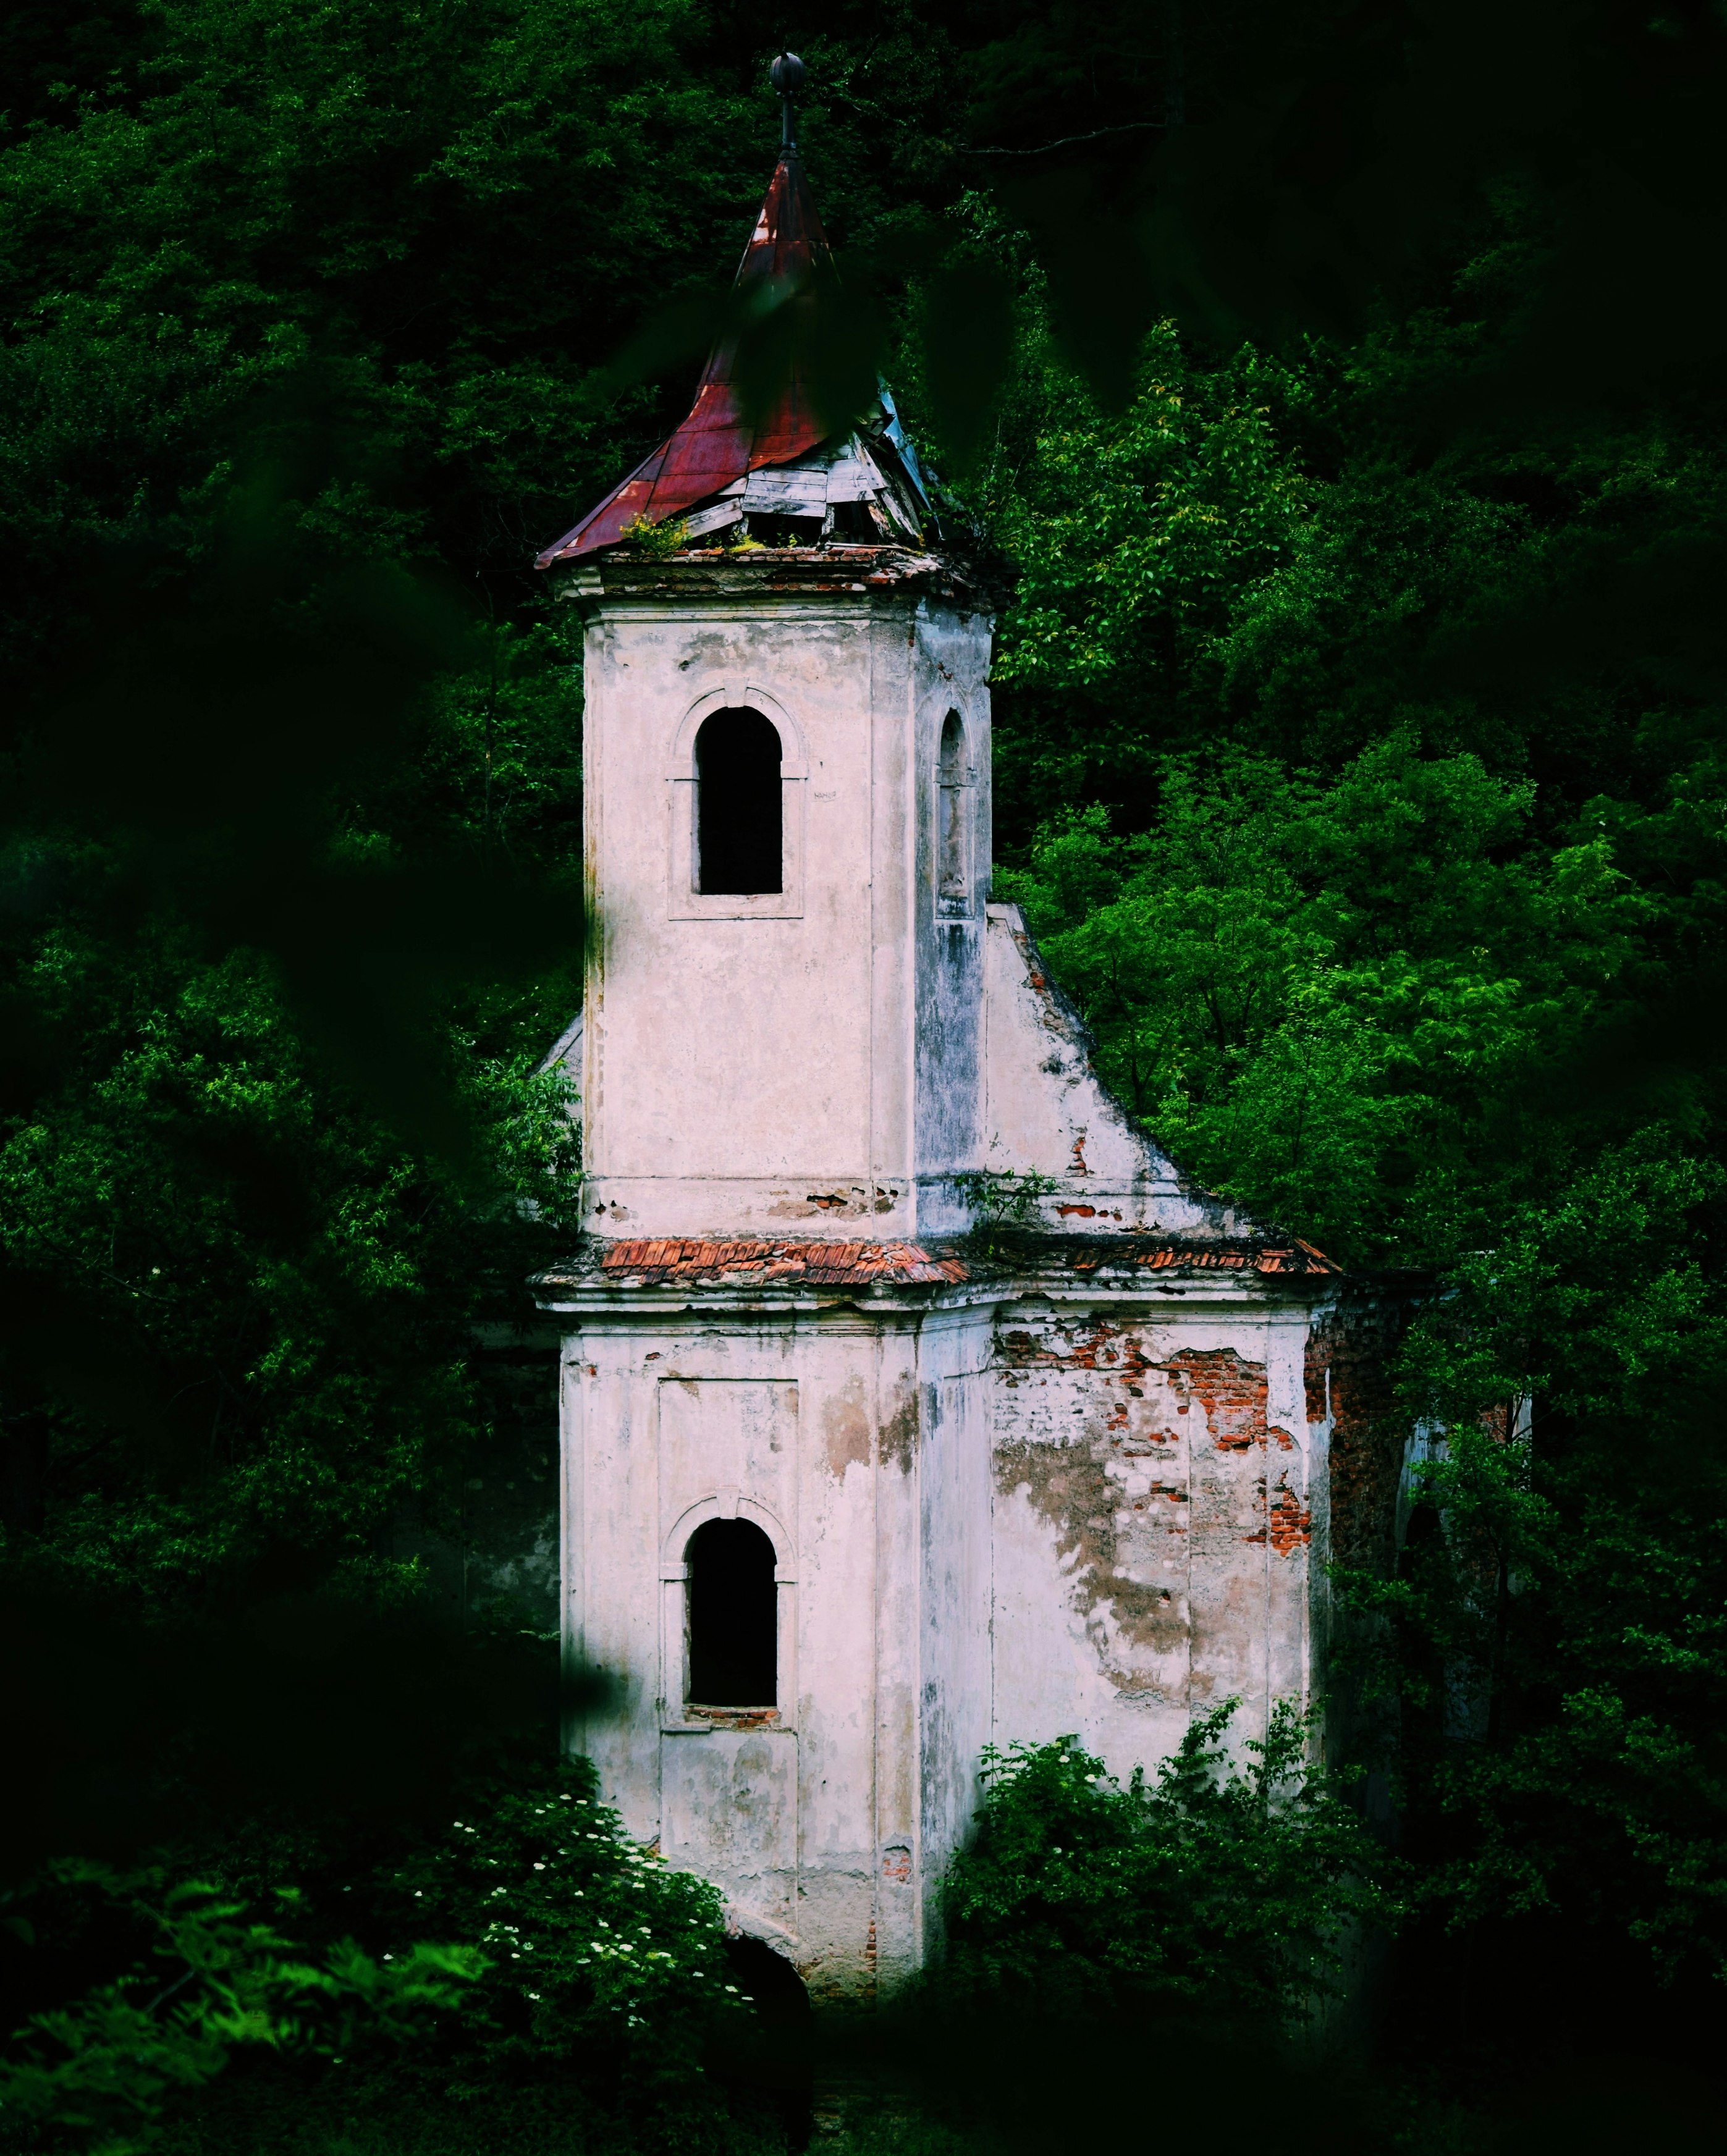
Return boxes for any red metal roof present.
[536,154,838,568]
[597,1239,968,1287]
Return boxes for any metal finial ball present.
[770,51,806,98]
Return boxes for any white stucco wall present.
[553,1299,998,1997]
[549,1267,1335,1997]
[981,904,1248,1239]
[579,591,993,1240]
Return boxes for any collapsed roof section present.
[534,151,935,569]
[665,401,932,550]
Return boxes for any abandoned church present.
[525,72,1403,2003]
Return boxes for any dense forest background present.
[3,0,1727,2149]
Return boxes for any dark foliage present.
[4,0,1727,2142]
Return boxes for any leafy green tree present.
[1339,1136,1727,1997]
[940,64,1727,2042]
[5,0,1727,2108]
[1001,738,1645,1264]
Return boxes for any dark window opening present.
[827,500,879,542]
[746,512,824,548]
[686,1517,777,1706]
[938,709,968,900]
[697,707,782,895]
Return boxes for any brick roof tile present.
[598,1239,969,1289]
[586,1234,1336,1292]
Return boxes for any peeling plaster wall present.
[988,1300,1319,1774]
[555,1280,1353,1998]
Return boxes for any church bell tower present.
[532,86,1002,1995]
[551,127,994,1247]
[531,61,1375,2004]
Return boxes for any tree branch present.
[968,120,1166,158]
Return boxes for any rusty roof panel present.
[536,154,837,569]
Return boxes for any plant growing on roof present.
[955,1166,1057,1254]
[620,513,692,560]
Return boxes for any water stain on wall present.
[822,1373,872,1476]
[994,1321,1278,1688]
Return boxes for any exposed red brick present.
[1165,1348,1270,1452]
[999,1318,1159,1378]
[685,1704,779,1729]
[997,1328,1280,1462]
[1266,1486,1312,1555]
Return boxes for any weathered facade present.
[531,132,1398,2000]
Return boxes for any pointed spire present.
[536,59,842,569]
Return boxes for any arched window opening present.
[696,707,782,895]
[686,1517,777,1707]
[937,710,968,901]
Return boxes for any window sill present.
[667,888,803,922]
[663,1708,789,1733]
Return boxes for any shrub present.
[361,1754,749,2114]
[940,1701,1397,2029]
